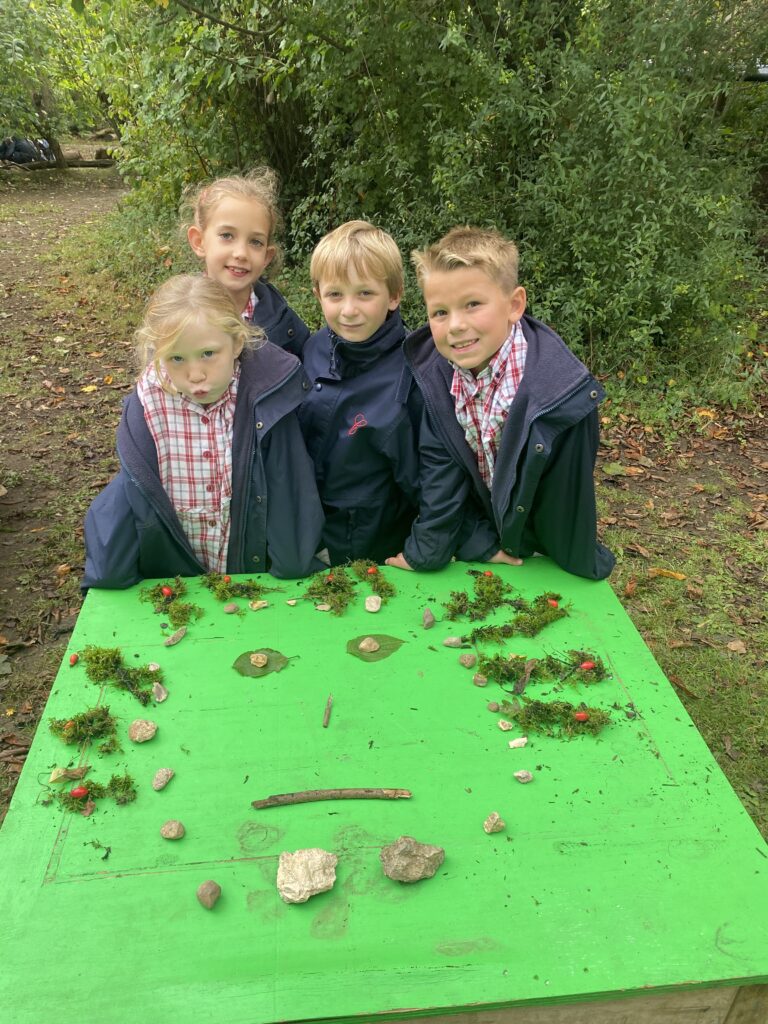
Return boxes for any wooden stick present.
[252,787,412,809]
[322,693,333,728]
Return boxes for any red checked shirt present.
[450,322,527,487]
[136,363,239,572]
[242,287,257,321]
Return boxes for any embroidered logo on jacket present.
[348,413,368,436]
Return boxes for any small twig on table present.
[252,787,412,809]
[322,693,333,728]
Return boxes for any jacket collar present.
[324,309,405,377]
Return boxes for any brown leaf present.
[624,577,637,598]
[723,735,742,761]
[726,639,747,654]
[625,543,651,559]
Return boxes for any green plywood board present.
[1,560,768,1024]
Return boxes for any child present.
[83,275,324,588]
[298,221,420,565]
[184,168,309,357]
[386,226,615,580]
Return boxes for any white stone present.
[508,736,528,748]
[483,812,506,834]
[514,770,534,784]
[365,595,382,613]
[277,848,338,904]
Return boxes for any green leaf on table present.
[346,634,405,662]
[233,648,289,678]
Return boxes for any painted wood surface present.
[1,560,767,1024]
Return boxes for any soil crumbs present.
[0,161,766,836]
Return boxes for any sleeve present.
[402,407,482,570]
[82,474,142,590]
[523,411,615,580]
[376,408,421,506]
[263,412,326,578]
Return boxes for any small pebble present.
[152,768,175,791]
[249,652,269,668]
[442,637,464,648]
[249,600,269,611]
[223,602,238,614]
[315,603,331,612]
[365,595,382,613]
[358,636,380,653]
[508,736,528,748]
[152,680,168,703]
[497,719,514,732]
[473,672,488,687]
[483,812,506,834]
[163,626,186,647]
[487,701,500,712]
[197,880,221,910]
[160,819,185,840]
[128,719,158,743]
[459,652,477,669]
[422,608,436,630]
[514,770,534,784]
[286,599,298,606]
[148,662,161,672]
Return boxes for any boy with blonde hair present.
[298,220,419,564]
[386,226,614,580]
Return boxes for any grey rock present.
[197,880,221,909]
[160,819,185,839]
[277,848,338,904]
[152,768,175,791]
[483,812,506,834]
[380,835,445,883]
[152,680,168,703]
[128,719,157,743]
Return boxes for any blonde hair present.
[135,275,265,383]
[181,166,284,277]
[412,226,520,293]
[310,220,403,297]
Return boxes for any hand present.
[488,550,523,566]
[385,552,414,571]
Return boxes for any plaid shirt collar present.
[242,287,258,322]
[450,321,527,487]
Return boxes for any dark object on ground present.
[0,137,46,164]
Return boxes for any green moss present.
[57,772,137,812]
[499,697,611,737]
[165,599,203,628]
[303,567,356,614]
[541,650,607,683]
[81,645,123,683]
[80,645,160,704]
[49,706,119,747]
[444,570,516,621]
[201,571,276,601]
[350,559,396,600]
[507,592,568,637]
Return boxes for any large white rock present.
[277,848,338,904]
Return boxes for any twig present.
[252,787,412,809]
[322,694,333,728]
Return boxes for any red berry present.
[574,711,590,722]
[547,598,559,608]
[579,660,596,671]
[367,566,378,575]
[223,575,231,584]
[69,786,89,799]
[160,585,173,598]
[326,574,334,582]
[483,570,494,577]
[69,653,79,666]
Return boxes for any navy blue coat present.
[83,344,325,588]
[402,314,615,580]
[298,310,420,564]
[248,279,310,358]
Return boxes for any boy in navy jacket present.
[386,226,614,581]
[298,221,419,565]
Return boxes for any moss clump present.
[444,570,516,621]
[499,697,611,737]
[477,654,545,692]
[350,560,396,600]
[303,568,355,614]
[80,646,159,704]
[541,650,607,682]
[58,772,137,812]
[507,592,567,637]
[201,571,276,601]
[49,706,120,750]
[140,579,203,628]
[165,599,203,629]
[82,646,123,683]
[463,622,516,645]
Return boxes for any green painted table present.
[1,561,767,1024]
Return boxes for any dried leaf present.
[624,577,637,598]
[232,648,289,678]
[80,384,98,393]
[723,735,742,761]
[726,639,747,654]
[625,543,651,559]
[648,568,687,581]
[603,462,628,476]
[346,634,404,662]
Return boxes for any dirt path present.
[0,167,127,817]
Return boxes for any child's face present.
[187,197,275,313]
[314,271,400,343]
[161,316,243,405]
[422,266,526,374]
